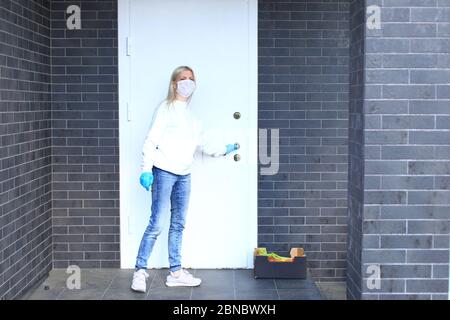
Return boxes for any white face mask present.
[176,79,196,97]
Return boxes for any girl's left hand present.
[225,143,239,155]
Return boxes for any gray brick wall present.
[361,0,450,300]
[0,0,52,299]
[50,0,120,268]
[347,0,365,300]
[258,0,350,282]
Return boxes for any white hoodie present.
[141,99,227,175]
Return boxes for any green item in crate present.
[255,248,293,262]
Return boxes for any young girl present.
[131,66,239,293]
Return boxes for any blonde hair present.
[166,65,196,106]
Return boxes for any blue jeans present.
[135,166,191,272]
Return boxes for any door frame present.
[117,0,258,268]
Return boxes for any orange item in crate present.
[254,247,307,279]
[255,248,304,262]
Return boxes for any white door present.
[118,0,258,269]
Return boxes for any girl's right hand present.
[140,172,154,191]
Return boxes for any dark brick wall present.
[346,0,365,300]
[258,0,350,282]
[0,0,52,299]
[361,0,450,300]
[50,0,119,268]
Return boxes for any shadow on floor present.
[20,268,325,300]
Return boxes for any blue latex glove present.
[139,172,154,191]
[225,143,239,155]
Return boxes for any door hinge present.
[127,102,132,121]
[126,37,132,56]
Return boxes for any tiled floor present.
[316,282,347,300]
[20,269,324,300]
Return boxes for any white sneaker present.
[166,269,201,287]
[131,269,150,293]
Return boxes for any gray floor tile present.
[147,287,192,300]
[189,283,235,300]
[30,269,114,292]
[102,288,147,300]
[195,269,234,278]
[22,268,325,301]
[192,269,234,289]
[20,286,65,300]
[234,270,276,290]
[149,269,172,289]
[275,278,318,290]
[56,288,106,300]
[79,279,112,290]
[39,270,67,289]
[191,290,235,300]
[83,268,119,276]
[108,276,134,290]
[235,289,279,300]
[316,282,347,300]
[277,289,323,300]
[111,268,141,279]
[77,269,115,290]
